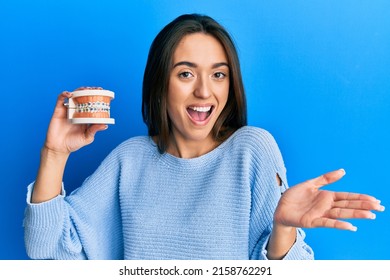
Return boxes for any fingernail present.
[351,226,357,232]
[371,213,376,219]
[104,125,108,130]
[379,205,385,212]
[339,168,346,175]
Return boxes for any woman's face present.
[167,33,229,155]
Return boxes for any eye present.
[212,72,227,80]
[178,71,194,79]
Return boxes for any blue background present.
[1,0,389,259]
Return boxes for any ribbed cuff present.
[259,228,314,260]
[24,182,66,228]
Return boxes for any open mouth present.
[186,105,214,123]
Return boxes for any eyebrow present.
[172,61,229,69]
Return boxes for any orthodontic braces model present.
[65,89,115,124]
[75,102,111,113]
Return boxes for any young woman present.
[24,14,384,260]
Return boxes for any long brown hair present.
[142,14,247,153]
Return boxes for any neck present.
[166,133,219,159]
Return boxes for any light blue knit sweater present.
[24,126,314,260]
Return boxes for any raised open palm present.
[274,169,385,231]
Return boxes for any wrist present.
[41,145,70,161]
[32,147,69,203]
[266,223,297,260]
[272,222,296,234]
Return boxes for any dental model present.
[66,88,115,124]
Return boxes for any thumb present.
[309,169,346,189]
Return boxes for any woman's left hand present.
[274,169,385,231]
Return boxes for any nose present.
[194,75,211,99]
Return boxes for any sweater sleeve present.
[23,149,124,260]
[247,128,314,260]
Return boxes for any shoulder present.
[226,126,287,176]
[229,126,280,153]
[105,135,156,161]
[115,135,153,151]
[235,126,275,140]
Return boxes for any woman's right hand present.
[44,90,108,155]
[32,88,108,203]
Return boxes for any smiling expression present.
[167,33,230,156]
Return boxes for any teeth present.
[76,102,110,113]
[189,106,212,112]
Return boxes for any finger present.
[56,91,72,107]
[92,124,108,133]
[333,199,385,211]
[52,91,72,118]
[311,217,357,231]
[308,169,346,189]
[84,124,108,143]
[326,208,377,220]
[333,191,379,202]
